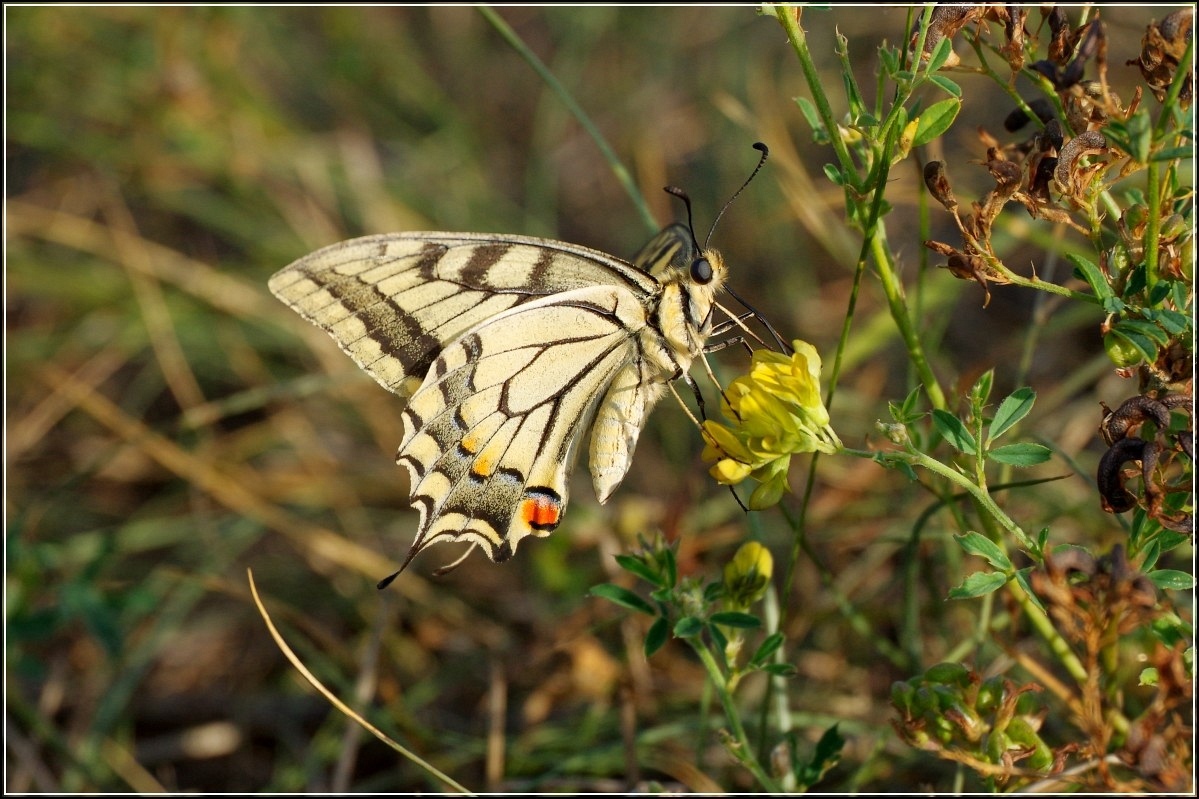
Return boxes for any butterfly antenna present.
[723,284,791,354]
[704,142,769,249]
[663,185,702,253]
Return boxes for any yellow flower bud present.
[723,541,774,607]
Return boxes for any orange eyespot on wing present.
[520,487,563,532]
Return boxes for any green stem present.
[868,225,948,411]
[847,446,1095,689]
[773,6,857,184]
[911,450,1035,552]
[775,4,947,411]
[1145,158,1161,284]
[478,5,657,233]
[691,643,783,791]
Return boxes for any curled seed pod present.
[1161,394,1195,460]
[1161,394,1193,413]
[1004,98,1057,132]
[1054,130,1108,194]
[1049,546,1098,577]
[1097,437,1156,514]
[923,160,958,211]
[1100,395,1173,446]
[1178,428,1194,461]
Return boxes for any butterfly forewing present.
[269,226,721,573]
[269,233,659,397]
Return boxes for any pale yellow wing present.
[268,232,659,398]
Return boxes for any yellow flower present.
[702,341,840,509]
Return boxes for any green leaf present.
[1126,110,1152,162]
[913,98,961,147]
[750,631,785,665]
[1067,253,1114,303]
[889,386,923,425]
[928,74,962,97]
[1140,538,1163,572]
[880,45,900,76]
[989,387,1035,441]
[709,621,729,663]
[926,34,955,72]
[710,611,762,629]
[1014,568,1045,613]
[1139,667,1160,686]
[987,442,1053,467]
[590,583,655,615]
[762,662,798,677]
[674,616,705,638]
[1141,279,1170,304]
[795,96,828,142]
[1115,319,1169,346]
[1150,308,1191,336]
[1126,263,1149,296]
[1148,569,1196,591]
[645,616,670,658]
[932,409,976,453]
[613,554,664,587]
[971,369,995,407]
[662,545,678,588]
[823,163,846,187]
[955,531,1013,571]
[1150,145,1195,162]
[948,570,1009,599]
[797,725,845,787]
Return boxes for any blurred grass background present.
[6,5,1187,792]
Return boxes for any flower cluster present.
[702,341,841,509]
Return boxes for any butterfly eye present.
[690,257,713,284]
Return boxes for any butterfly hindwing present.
[395,285,650,563]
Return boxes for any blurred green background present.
[6,5,1186,792]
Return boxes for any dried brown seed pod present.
[1100,395,1174,446]
[909,4,983,67]
[923,160,958,211]
[1054,130,1108,194]
[987,159,1023,195]
[1129,8,1193,107]
[1097,437,1156,514]
[1046,6,1075,65]
[1004,98,1057,132]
